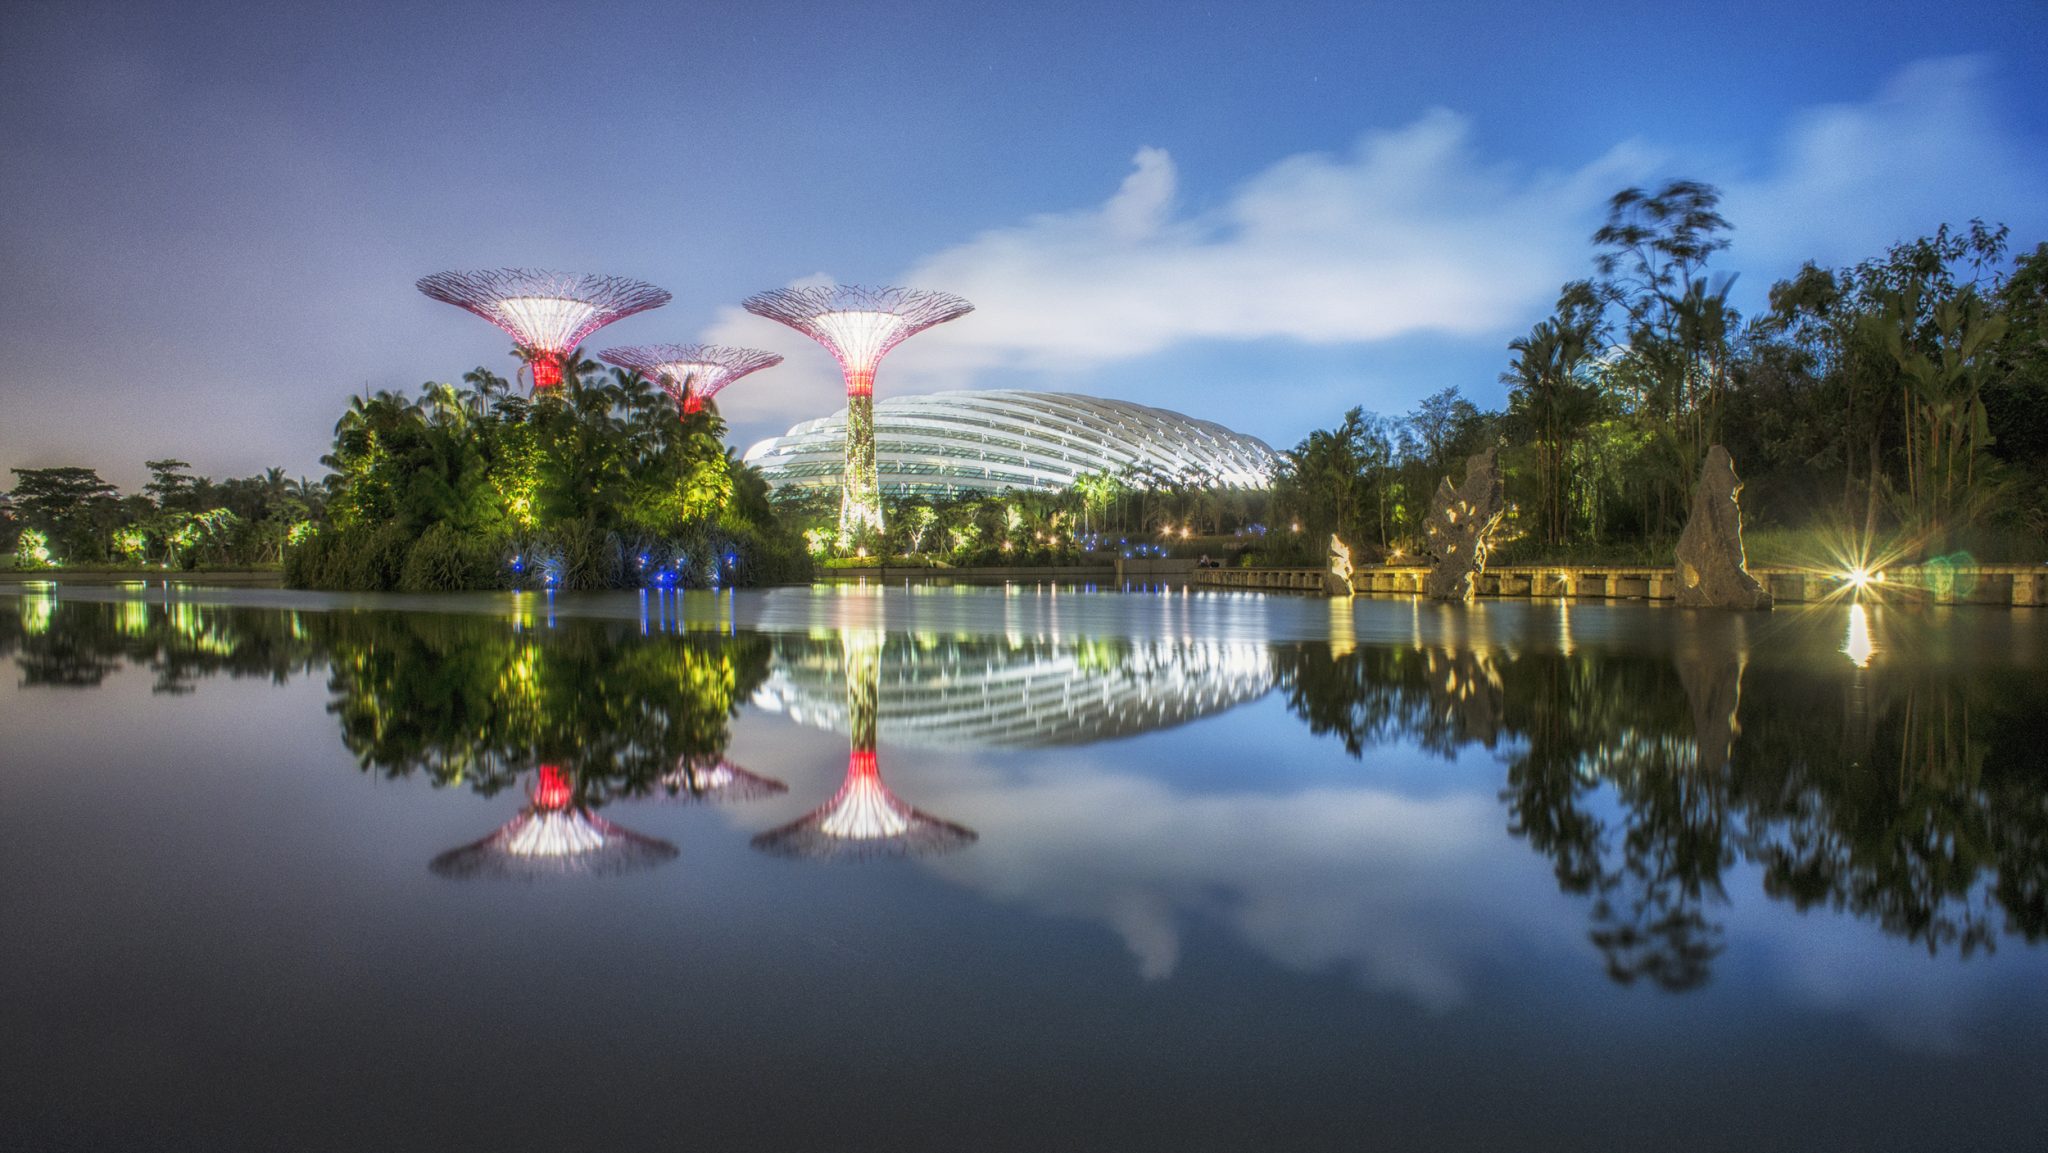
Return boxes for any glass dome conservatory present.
[742,389,1279,498]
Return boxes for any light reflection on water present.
[2,584,2046,1150]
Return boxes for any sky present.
[2,0,2045,490]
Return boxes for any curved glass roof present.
[752,635,1276,748]
[742,390,1279,497]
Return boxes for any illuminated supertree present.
[752,633,977,862]
[597,343,782,416]
[417,269,670,390]
[430,765,678,880]
[653,754,789,803]
[743,285,972,544]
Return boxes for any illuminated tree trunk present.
[840,393,884,547]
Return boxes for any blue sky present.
[3,0,2045,488]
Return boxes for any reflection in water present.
[754,634,1274,748]
[4,595,2042,979]
[430,765,679,880]
[654,755,788,803]
[753,632,977,861]
[1844,603,1875,667]
[1275,608,2048,986]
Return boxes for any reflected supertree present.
[417,269,670,390]
[652,754,789,804]
[743,285,971,546]
[597,343,782,417]
[753,632,976,862]
[430,765,678,881]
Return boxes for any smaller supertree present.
[652,754,789,803]
[429,765,679,880]
[597,344,782,416]
[417,268,671,390]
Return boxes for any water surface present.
[2,583,2044,1151]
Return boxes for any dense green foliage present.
[0,597,767,801]
[287,357,806,590]
[2,459,323,570]
[778,463,1275,567]
[1269,184,2048,565]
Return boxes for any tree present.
[7,467,120,562]
[1504,282,1603,545]
[1593,179,1736,531]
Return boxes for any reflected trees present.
[1273,608,2048,988]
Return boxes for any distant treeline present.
[3,459,324,570]
[1268,184,2048,565]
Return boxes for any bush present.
[400,524,502,592]
[284,522,413,590]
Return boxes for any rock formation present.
[1325,534,1355,596]
[1674,445,1772,610]
[1423,448,1507,602]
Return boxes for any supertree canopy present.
[429,765,679,880]
[751,748,978,862]
[598,343,782,416]
[417,269,671,390]
[652,754,789,803]
[743,285,972,544]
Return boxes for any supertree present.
[597,343,782,417]
[651,754,789,803]
[752,632,977,862]
[417,268,671,390]
[743,285,972,545]
[429,765,679,880]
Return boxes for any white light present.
[819,772,913,840]
[810,310,911,374]
[1844,603,1874,668]
[494,296,600,351]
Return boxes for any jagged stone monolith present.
[1423,448,1507,602]
[1674,445,1772,610]
[1325,534,1355,596]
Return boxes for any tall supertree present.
[417,268,670,390]
[429,765,679,880]
[743,285,972,545]
[752,633,977,862]
[597,343,782,417]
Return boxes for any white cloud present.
[1724,56,2046,278]
[710,55,2044,442]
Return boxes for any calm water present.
[2,582,2045,1151]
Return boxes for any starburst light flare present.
[598,344,782,416]
[417,268,670,390]
[742,285,972,544]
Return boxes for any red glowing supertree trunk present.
[742,285,971,544]
[417,269,671,390]
[598,343,782,417]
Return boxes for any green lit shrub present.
[400,524,502,592]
